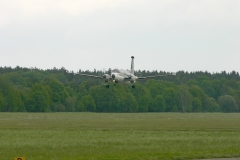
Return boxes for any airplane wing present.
[75,73,103,79]
[137,73,176,79]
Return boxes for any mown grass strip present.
[0,113,240,160]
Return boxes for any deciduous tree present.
[0,93,4,111]
[122,93,138,112]
[163,87,178,112]
[27,83,51,112]
[150,95,165,112]
[178,84,192,112]
[81,95,96,112]
[218,95,238,112]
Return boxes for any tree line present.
[0,66,239,112]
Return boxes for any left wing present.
[137,73,176,79]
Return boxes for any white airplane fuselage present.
[111,69,137,85]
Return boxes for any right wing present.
[75,73,103,79]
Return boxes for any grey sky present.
[0,0,239,73]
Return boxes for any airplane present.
[77,56,176,88]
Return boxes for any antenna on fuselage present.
[131,56,134,74]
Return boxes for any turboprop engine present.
[111,74,115,79]
[111,73,125,84]
[129,74,136,83]
[111,74,118,83]
[102,74,111,82]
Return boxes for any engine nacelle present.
[113,74,124,82]
[130,75,137,83]
[102,74,111,82]
[112,74,115,79]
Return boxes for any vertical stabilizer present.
[131,56,134,74]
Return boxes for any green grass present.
[1,113,240,160]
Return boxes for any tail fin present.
[131,56,134,74]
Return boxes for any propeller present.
[112,74,115,79]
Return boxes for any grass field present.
[1,113,240,160]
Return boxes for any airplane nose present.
[103,74,106,78]
[112,74,115,79]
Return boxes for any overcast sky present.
[0,0,239,73]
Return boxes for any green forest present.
[0,66,239,112]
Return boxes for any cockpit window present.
[112,69,120,73]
